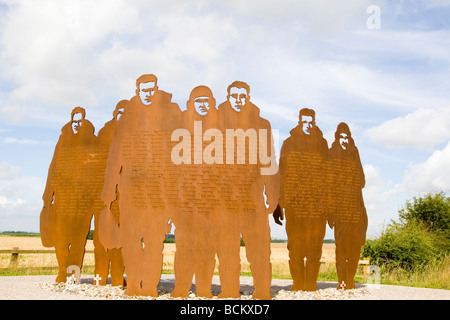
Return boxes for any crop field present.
[2,235,447,289]
[0,236,336,278]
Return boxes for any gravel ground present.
[1,274,449,300]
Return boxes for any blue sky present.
[0,0,449,240]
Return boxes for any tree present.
[362,191,450,269]
[398,192,450,238]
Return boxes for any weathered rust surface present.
[169,82,279,299]
[212,81,279,300]
[41,75,366,297]
[99,74,182,296]
[170,85,219,298]
[40,107,98,283]
[93,100,127,286]
[328,122,367,290]
[274,110,367,291]
[275,108,329,291]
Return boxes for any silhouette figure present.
[92,100,128,286]
[40,107,98,283]
[273,108,328,291]
[328,122,367,289]
[99,74,182,296]
[216,81,279,299]
[171,85,219,298]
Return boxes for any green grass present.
[2,264,448,290]
[271,258,450,289]
[0,267,57,276]
[377,256,449,289]
[0,231,40,237]
[2,254,448,290]
[0,265,96,277]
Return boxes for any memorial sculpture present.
[92,101,127,286]
[273,108,329,291]
[274,111,367,291]
[99,74,182,296]
[171,85,219,298]
[214,81,279,299]
[40,107,98,283]
[169,81,279,299]
[41,74,367,298]
[328,122,368,290]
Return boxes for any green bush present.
[362,192,449,270]
[86,230,94,240]
[362,222,441,269]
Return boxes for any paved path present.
[0,274,448,300]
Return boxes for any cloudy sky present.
[0,0,449,240]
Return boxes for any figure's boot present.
[251,262,272,300]
[289,257,306,291]
[218,261,241,298]
[304,260,320,291]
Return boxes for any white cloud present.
[1,0,448,131]
[364,106,450,150]
[361,164,411,236]
[401,140,450,194]
[0,0,140,116]
[2,137,39,145]
[216,0,372,35]
[0,164,43,198]
[362,164,390,209]
[0,197,42,231]
[425,0,450,9]
[0,162,44,229]
[0,162,22,180]
[0,104,28,124]
[0,196,25,211]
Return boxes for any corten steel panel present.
[213,81,279,300]
[170,85,221,299]
[93,100,127,287]
[99,74,182,297]
[97,78,280,299]
[40,107,100,283]
[328,122,368,290]
[170,83,279,300]
[275,108,329,291]
[274,110,367,291]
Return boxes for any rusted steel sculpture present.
[99,74,182,296]
[40,107,98,283]
[170,82,279,299]
[92,100,127,286]
[170,85,219,298]
[328,122,367,290]
[41,74,366,297]
[213,81,279,300]
[273,108,329,291]
[274,112,368,291]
